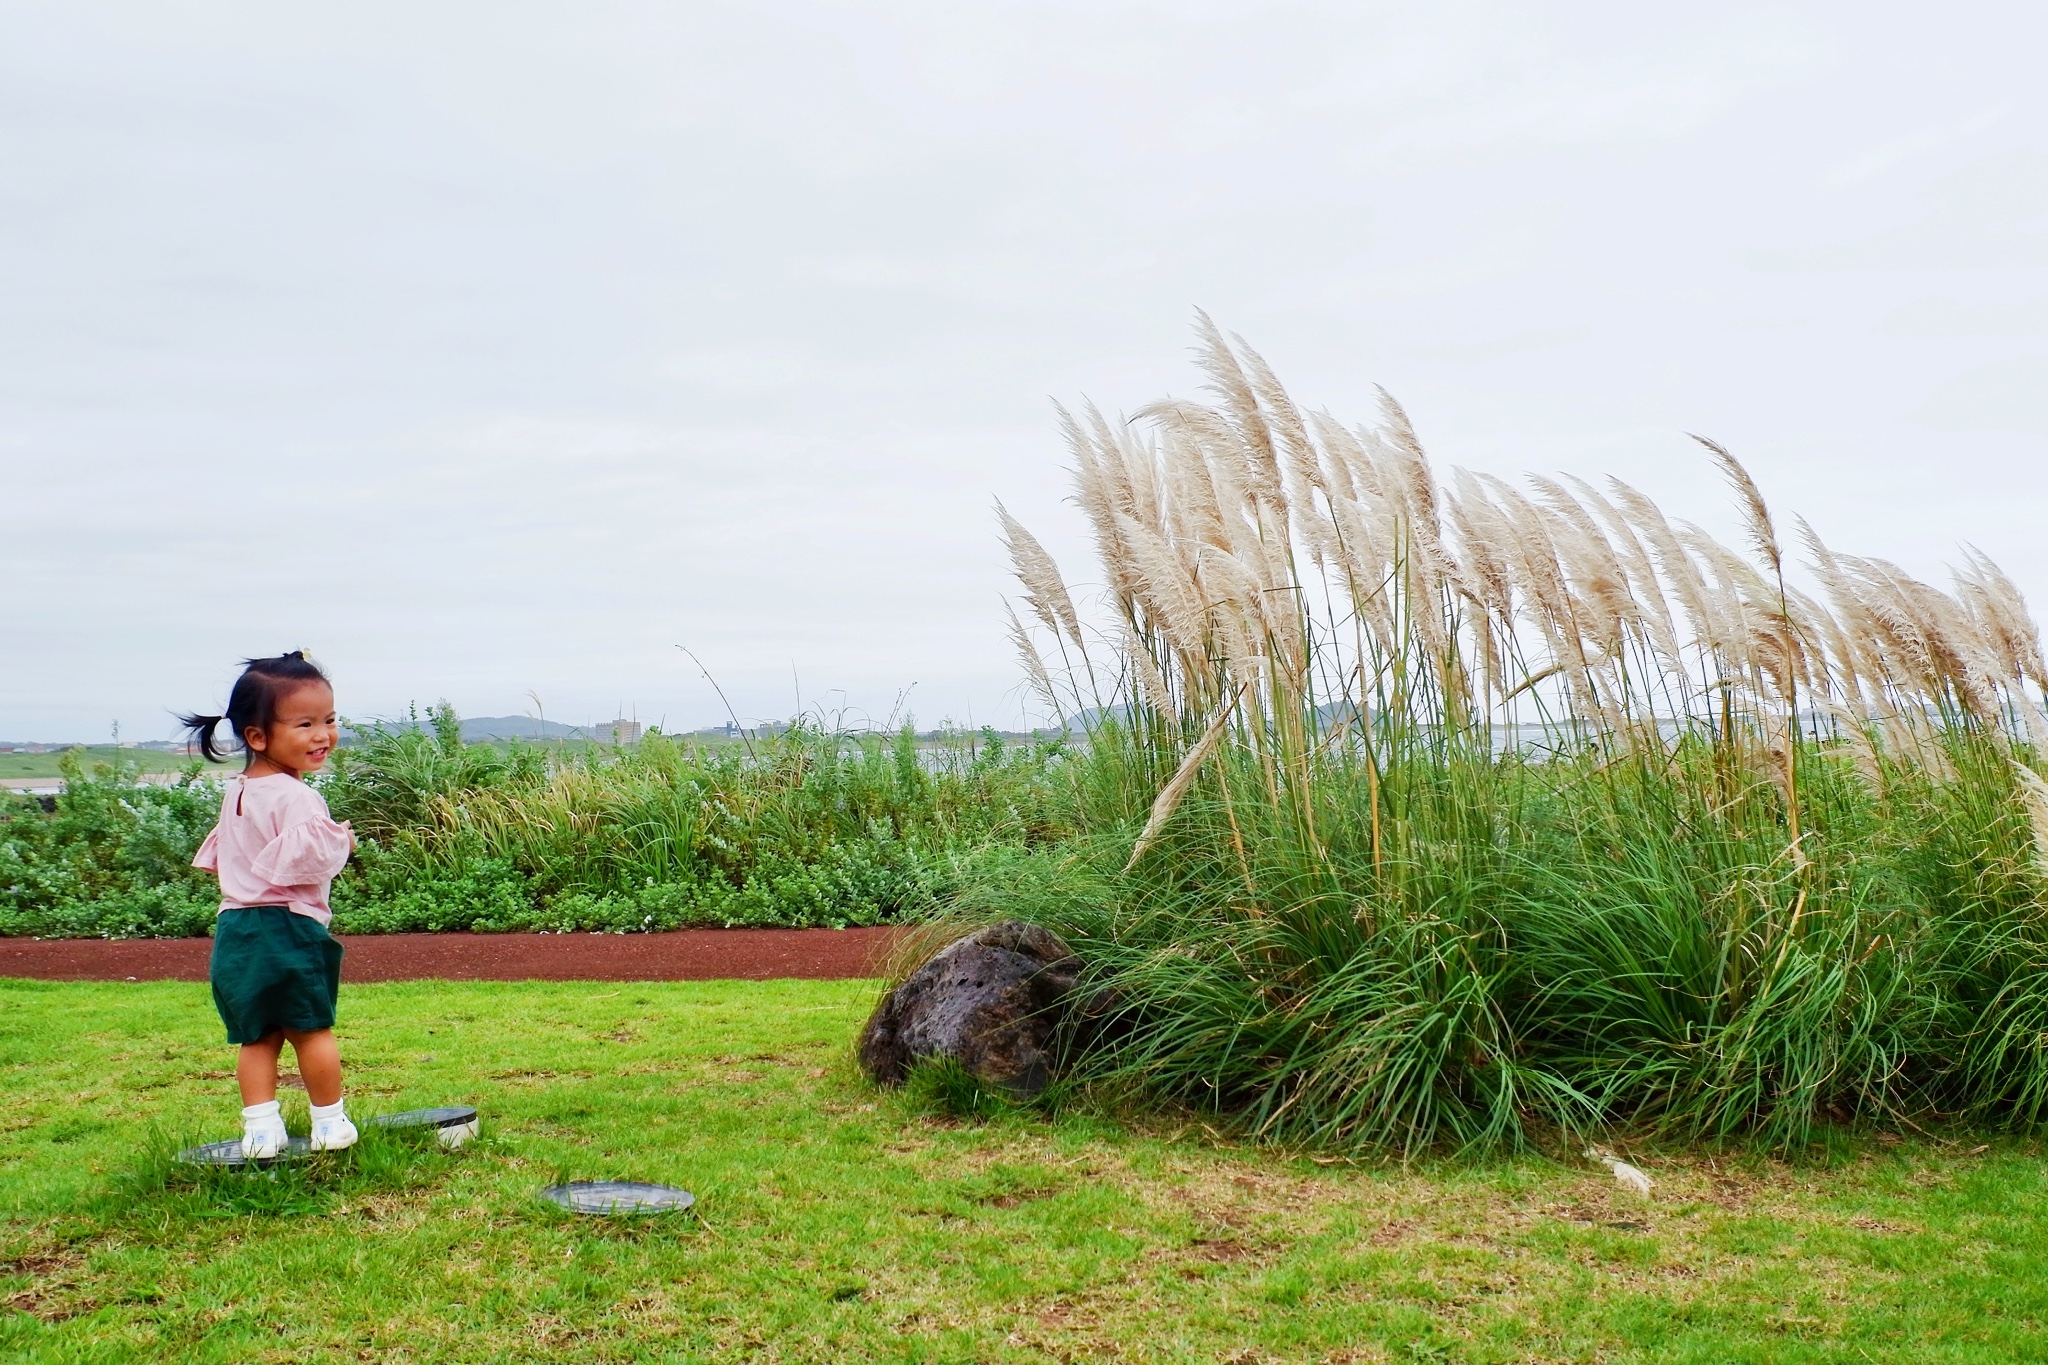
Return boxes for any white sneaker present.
[309,1101,357,1152]
[241,1101,288,1159]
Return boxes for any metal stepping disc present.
[539,1181,695,1216]
[176,1137,314,1169]
[370,1105,480,1148]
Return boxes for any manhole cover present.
[539,1181,696,1215]
[371,1105,480,1148]
[176,1138,314,1169]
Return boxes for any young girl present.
[181,652,359,1158]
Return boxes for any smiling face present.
[243,680,339,777]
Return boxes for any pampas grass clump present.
[989,313,2048,1154]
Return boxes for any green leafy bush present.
[0,716,1066,938]
[0,755,221,938]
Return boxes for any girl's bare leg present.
[283,1028,343,1107]
[236,1032,286,1107]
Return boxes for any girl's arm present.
[191,826,221,872]
[250,817,353,886]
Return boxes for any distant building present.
[590,718,643,745]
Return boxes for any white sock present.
[309,1097,358,1151]
[241,1100,287,1157]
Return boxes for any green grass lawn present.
[5,980,2048,1363]
[0,749,195,782]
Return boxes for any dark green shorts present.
[209,906,343,1045]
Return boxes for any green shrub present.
[0,756,222,938]
[1,716,1062,938]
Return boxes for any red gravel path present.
[0,927,900,983]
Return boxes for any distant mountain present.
[458,715,584,741]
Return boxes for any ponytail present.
[178,712,229,762]
[177,651,332,765]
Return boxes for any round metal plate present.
[176,1137,314,1169]
[539,1181,696,1215]
[370,1105,478,1131]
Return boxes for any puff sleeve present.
[191,827,220,872]
[249,816,354,886]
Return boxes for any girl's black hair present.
[177,651,332,763]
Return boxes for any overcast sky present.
[3,1,2044,740]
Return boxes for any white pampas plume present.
[1584,1146,1653,1196]
[1530,474,1635,661]
[1190,312,1288,525]
[996,499,1083,651]
[1824,698,1886,790]
[1960,547,2048,685]
[1114,510,1210,661]
[1241,341,1343,571]
[1866,556,2003,720]
[1126,685,1244,871]
[1610,477,1720,671]
[1565,474,1683,671]
[2009,761,2048,875]
[1120,619,1179,717]
[1797,516,1882,718]
[1004,600,1058,715]
[1063,402,1139,612]
[1698,435,1782,579]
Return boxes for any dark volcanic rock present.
[857,921,1083,1098]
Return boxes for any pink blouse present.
[191,774,356,926]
